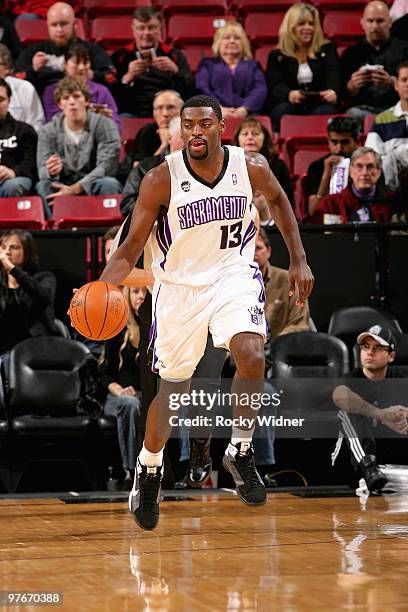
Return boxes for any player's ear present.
[219,119,225,133]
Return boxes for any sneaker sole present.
[129,508,159,531]
[222,456,267,507]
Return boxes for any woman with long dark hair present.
[231,117,294,213]
[0,229,58,381]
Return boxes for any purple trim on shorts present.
[240,220,256,255]
[148,285,161,373]
[156,221,169,271]
[249,263,265,303]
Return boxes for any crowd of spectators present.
[0,0,406,224]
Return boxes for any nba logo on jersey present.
[181,180,191,192]
[232,173,238,185]
[248,306,264,325]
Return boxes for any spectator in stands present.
[195,21,267,119]
[0,78,37,197]
[255,229,310,339]
[267,3,340,131]
[14,2,116,95]
[99,285,147,490]
[365,61,408,190]
[103,225,121,263]
[122,89,183,178]
[121,116,184,216]
[12,0,78,20]
[0,14,21,60]
[305,116,360,215]
[111,7,193,117]
[42,40,120,130]
[0,229,59,384]
[0,43,44,132]
[331,325,408,492]
[310,146,395,223]
[341,1,408,122]
[231,117,294,207]
[36,77,121,218]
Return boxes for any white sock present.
[138,444,164,467]
[230,427,255,452]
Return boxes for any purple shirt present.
[42,78,121,131]
[195,57,267,114]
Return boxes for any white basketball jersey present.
[150,145,256,286]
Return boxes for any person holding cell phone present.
[42,40,120,130]
[111,7,194,118]
[266,3,340,131]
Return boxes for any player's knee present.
[237,348,265,378]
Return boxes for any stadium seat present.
[292,149,327,218]
[279,114,346,171]
[52,195,124,229]
[166,14,235,46]
[182,46,213,73]
[90,16,133,51]
[323,12,364,46]
[231,0,292,16]
[269,332,349,435]
[120,116,153,153]
[221,115,273,144]
[244,12,285,47]
[313,0,367,14]
[157,0,227,18]
[6,337,97,492]
[15,18,85,46]
[328,306,403,355]
[84,0,150,19]
[254,45,274,71]
[0,196,46,230]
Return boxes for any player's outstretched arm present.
[246,151,314,306]
[100,163,170,286]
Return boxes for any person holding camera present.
[341,1,408,121]
[111,7,194,117]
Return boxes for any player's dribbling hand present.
[288,260,314,307]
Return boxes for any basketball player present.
[99,95,314,530]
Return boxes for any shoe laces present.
[234,447,260,488]
[140,469,161,510]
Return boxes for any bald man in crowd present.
[14,2,116,95]
[341,0,408,121]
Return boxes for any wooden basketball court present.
[0,490,407,611]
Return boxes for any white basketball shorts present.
[150,264,267,381]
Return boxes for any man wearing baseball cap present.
[332,325,408,492]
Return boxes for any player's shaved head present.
[181,95,222,121]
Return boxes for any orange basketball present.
[69,281,128,341]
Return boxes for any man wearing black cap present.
[331,325,408,492]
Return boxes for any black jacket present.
[0,113,37,181]
[13,38,117,95]
[99,328,141,393]
[111,41,194,116]
[0,267,59,353]
[340,37,408,109]
[0,16,21,60]
[266,43,341,105]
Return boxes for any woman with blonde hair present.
[196,20,267,118]
[99,285,147,489]
[267,3,340,130]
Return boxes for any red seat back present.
[52,196,124,229]
[0,197,45,230]
[120,117,154,154]
[323,12,364,46]
[254,45,274,71]
[15,18,85,46]
[244,12,285,46]
[84,0,150,19]
[90,16,133,51]
[183,46,213,73]
[157,0,227,17]
[167,14,234,46]
[231,0,292,15]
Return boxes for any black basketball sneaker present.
[188,438,212,487]
[129,459,163,530]
[223,442,267,506]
